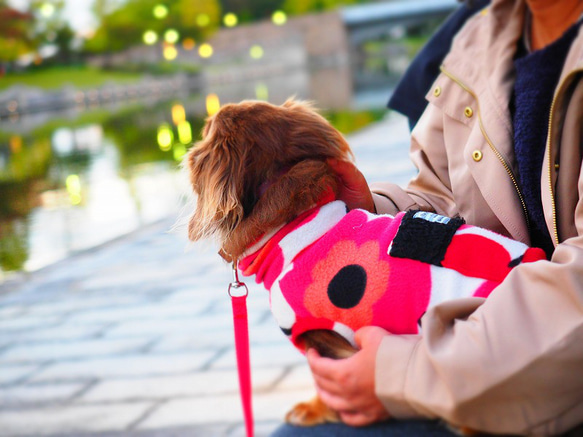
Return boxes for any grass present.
[324,109,387,135]
[0,66,142,91]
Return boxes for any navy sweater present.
[512,21,581,257]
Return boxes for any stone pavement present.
[0,113,415,437]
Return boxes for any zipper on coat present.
[546,70,582,247]
[439,66,531,231]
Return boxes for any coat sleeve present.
[371,103,583,436]
[375,241,583,435]
[371,101,461,218]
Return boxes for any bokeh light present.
[173,143,187,161]
[153,4,169,19]
[177,121,192,144]
[40,3,55,18]
[164,29,180,44]
[143,30,158,45]
[255,83,269,101]
[171,104,186,125]
[206,93,221,116]
[182,38,196,50]
[223,13,238,27]
[9,135,22,153]
[198,43,213,58]
[66,174,82,205]
[272,10,287,25]
[157,124,174,151]
[163,45,178,60]
[197,14,210,27]
[249,45,264,59]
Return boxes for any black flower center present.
[327,264,367,309]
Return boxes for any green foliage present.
[0,66,141,91]
[30,0,67,44]
[324,109,386,135]
[219,0,285,22]
[0,218,29,272]
[0,3,35,63]
[282,0,364,16]
[108,62,200,76]
[85,0,222,54]
[402,35,431,58]
[102,100,204,169]
[0,133,51,183]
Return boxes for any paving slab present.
[0,402,155,436]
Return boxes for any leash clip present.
[228,261,249,298]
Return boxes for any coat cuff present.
[375,334,424,418]
[372,192,399,215]
[371,182,420,215]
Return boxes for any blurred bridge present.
[342,0,459,43]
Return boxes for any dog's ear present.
[281,99,353,162]
[185,134,246,243]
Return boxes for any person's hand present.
[306,326,391,426]
[327,159,376,213]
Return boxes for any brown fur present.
[186,99,352,258]
[185,99,357,425]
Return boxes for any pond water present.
[0,65,393,280]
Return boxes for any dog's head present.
[184,98,352,257]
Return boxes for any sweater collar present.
[239,200,349,284]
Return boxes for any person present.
[273,0,583,435]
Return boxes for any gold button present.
[472,150,483,162]
[555,163,560,170]
[433,86,441,97]
[464,107,474,118]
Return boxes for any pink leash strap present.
[229,263,254,437]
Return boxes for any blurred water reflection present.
[0,66,388,278]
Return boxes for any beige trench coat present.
[370,0,583,434]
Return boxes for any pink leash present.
[228,262,254,437]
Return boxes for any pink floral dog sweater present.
[239,201,546,350]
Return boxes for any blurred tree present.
[219,0,284,22]
[52,23,75,63]
[85,0,222,54]
[282,0,364,16]
[174,0,222,38]
[30,1,66,39]
[0,0,78,67]
[0,130,50,271]
[0,1,35,70]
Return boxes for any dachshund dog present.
[184,99,546,428]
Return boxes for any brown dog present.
[184,99,518,433]
[185,99,357,425]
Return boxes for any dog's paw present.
[285,396,340,426]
